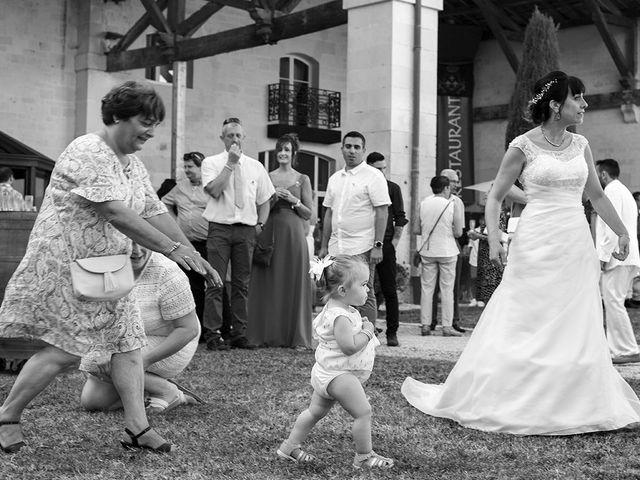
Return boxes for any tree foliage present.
[505,7,560,149]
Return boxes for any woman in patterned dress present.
[0,81,221,454]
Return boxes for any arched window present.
[278,55,319,127]
[259,149,334,221]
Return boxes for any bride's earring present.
[554,110,561,121]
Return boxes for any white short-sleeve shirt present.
[323,162,391,255]
[201,151,275,225]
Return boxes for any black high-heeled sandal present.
[120,426,172,453]
[0,420,26,454]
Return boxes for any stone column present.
[342,0,442,272]
[74,1,116,137]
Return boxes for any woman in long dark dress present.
[248,134,313,348]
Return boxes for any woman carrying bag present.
[0,81,221,454]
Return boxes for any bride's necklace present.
[541,126,567,148]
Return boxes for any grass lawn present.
[1,306,640,480]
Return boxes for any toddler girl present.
[277,255,394,470]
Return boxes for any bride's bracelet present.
[617,233,630,239]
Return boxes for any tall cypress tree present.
[505,7,560,149]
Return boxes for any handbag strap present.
[417,199,453,254]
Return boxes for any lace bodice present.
[510,133,588,196]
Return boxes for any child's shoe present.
[353,450,394,469]
[277,441,316,463]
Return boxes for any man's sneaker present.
[442,326,463,337]
[386,334,399,347]
[206,336,230,351]
[420,325,431,336]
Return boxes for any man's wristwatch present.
[373,240,383,249]
[257,222,264,229]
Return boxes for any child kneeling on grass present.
[277,255,394,470]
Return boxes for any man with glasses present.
[427,168,466,335]
[161,152,210,336]
[201,118,275,350]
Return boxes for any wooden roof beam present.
[106,0,347,72]
[109,0,168,53]
[472,0,519,73]
[584,0,635,87]
[603,13,635,29]
[474,0,522,32]
[140,0,173,33]
[597,0,622,16]
[176,2,224,37]
[210,0,254,11]
[275,0,302,14]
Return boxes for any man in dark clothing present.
[366,152,408,346]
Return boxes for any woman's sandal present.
[146,391,198,415]
[353,450,394,469]
[120,425,172,453]
[0,421,26,454]
[166,379,206,404]
[277,446,316,463]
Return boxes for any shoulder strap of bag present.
[417,199,453,254]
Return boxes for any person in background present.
[366,152,407,347]
[466,218,484,308]
[417,175,464,337]
[318,131,390,328]
[156,178,177,200]
[428,169,466,334]
[0,81,221,454]
[80,244,201,414]
[595,159,640,363]
[248,133,313,348]
[201,117,275,350]
[0,167,25,211]
[161,152,210,329]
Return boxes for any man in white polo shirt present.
[319,131,391,325]
[201,117,275,350]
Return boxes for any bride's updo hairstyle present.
[527,71,585,124]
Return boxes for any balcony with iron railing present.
[267,83,342,144]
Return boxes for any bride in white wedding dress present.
[402,71,640,435]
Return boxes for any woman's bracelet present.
[291,199,302,209]
[618,232,630,238]
[361,329,374,341]
[163,241,182,257]
[223,163,234,172]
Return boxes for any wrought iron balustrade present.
[268,83,341,129]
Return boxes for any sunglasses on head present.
[222,117,242,126]
[183,152,204,162]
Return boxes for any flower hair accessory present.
[309,256,334,281]
[528,79,557,107]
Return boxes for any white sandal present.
[146,391,196,414]
[277,446,316,463]
[353,450,394,469]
